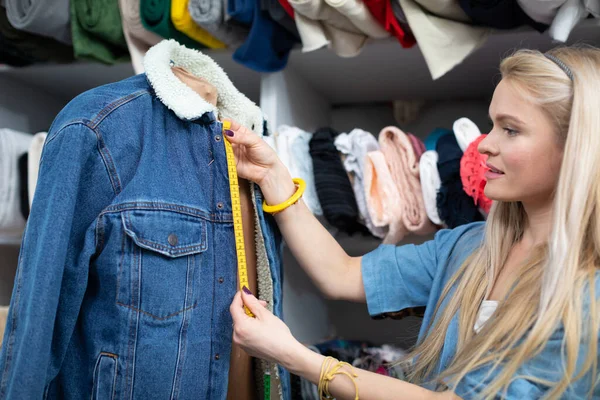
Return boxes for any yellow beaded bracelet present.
[262,178,306,214]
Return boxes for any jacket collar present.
[144,39,265,136]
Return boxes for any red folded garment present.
[363,0,415,47]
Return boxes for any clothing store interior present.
[0,0,599,399]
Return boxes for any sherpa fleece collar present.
[144,39,265,136]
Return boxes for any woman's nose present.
[477,133,497,156]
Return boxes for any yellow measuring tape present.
[222,120,254,318]
[222,120,272,400]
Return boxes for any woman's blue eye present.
[504,128,518,136]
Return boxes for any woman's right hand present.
[223,119,296,206]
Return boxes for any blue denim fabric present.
[362,222,600,398]
[0,73,288,399]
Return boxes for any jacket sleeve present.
[0,123,116,398]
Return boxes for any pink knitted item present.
[378,127,436,236]
[407,133,426,160]
[460,134,492,214]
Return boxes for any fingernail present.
[242,286,253,295]
[224,130,234,137]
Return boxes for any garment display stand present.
[1,18,599,348]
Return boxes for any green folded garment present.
[140,0,207,50]
[70,0,130,64]
[0,8,74,66]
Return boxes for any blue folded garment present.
[229,0,298,72]
[424,127,452,151]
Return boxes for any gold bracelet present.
[262,178,306,215]
[318,356,359,400]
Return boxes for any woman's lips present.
[485,170,504,180]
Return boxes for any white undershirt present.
[474,300,499,333]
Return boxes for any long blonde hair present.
[403,47,600,399]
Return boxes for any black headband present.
[545,53,574,81]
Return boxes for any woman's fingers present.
[230,290,268,322]
[223,119,261,148]
[230,291,250,322]
[240,287,268,319]
[226,119,242,131]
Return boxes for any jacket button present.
[216,202,224,210]
[215,353,220,360]
[215,135,222,142]
[168,233,178,246]
[218,277,224,284]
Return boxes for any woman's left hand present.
[230,288,301,366]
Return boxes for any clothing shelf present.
[1,17,600,345]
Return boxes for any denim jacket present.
[0,40,290,400]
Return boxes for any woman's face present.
[478,79,564,206]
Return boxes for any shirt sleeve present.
[0,123,115,398]
[361,223,481,318]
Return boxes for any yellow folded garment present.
[171,0,226,49]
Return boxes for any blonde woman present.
[226,47,600,399]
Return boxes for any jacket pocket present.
[116,209,208,319]
[92,352,117,400]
